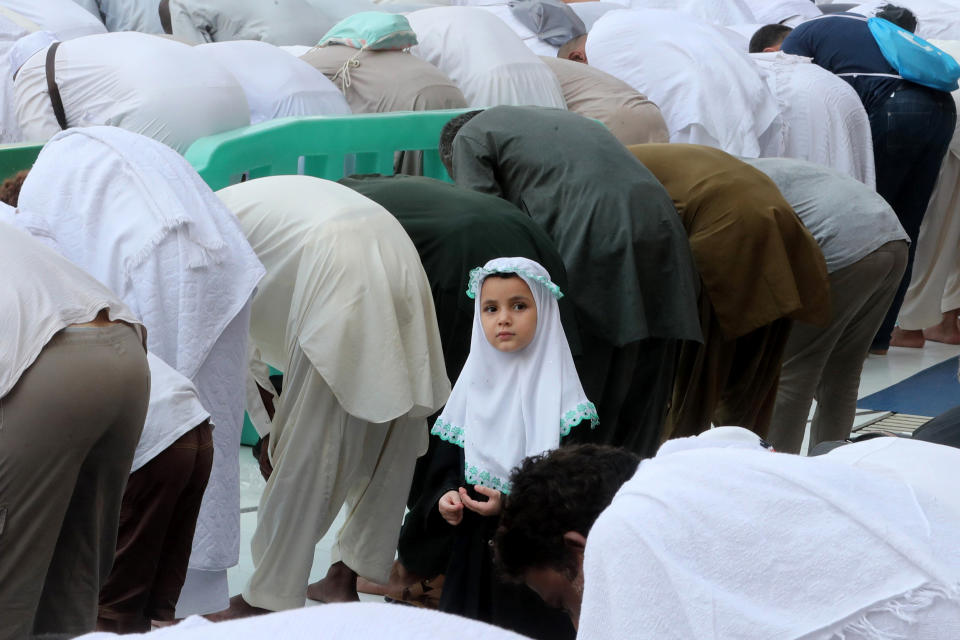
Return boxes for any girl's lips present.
[497,332,514,338]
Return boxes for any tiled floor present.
[228,341,960,599]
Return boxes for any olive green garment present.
[628,143,831,340]
[451,106,702,347]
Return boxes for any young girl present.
[430,256,597,639]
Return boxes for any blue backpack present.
[867,16,959,92]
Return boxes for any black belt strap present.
[45,41,68,130]
[159,0,173,35]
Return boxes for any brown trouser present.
[98,422,214,632]
[665,290,792,441]
[769,241,908,453]
[0,325,149,640]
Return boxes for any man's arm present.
[450,133,504,198]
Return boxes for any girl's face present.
[479,275,538,352]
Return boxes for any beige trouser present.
[243,346,428,612]
[0,324,150,640]
[899,152,960,329]
[768,241,908,454]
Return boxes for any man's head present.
[438,109,483,178]
[876,4,918,32]
[748,24,793,53]
[0,170,29,207]
[495,444,640,627]
[557,34,587,63]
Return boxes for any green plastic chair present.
[185,109,474,191]
[0,142,44,182]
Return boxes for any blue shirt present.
[782,14,900,112]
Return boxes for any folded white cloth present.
[579,438,960,639]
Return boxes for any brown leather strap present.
[45,41,68,130]
[159,0,173,35]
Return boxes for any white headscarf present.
[432,257,596,493]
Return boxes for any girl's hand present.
[460,485,502,517]
[438,490,464,526]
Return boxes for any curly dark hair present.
[438,109,484,178]
[0,169,29,207]
[748,24,793,53]
[494,444,640,581]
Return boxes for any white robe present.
[751,51,875,187]
[605,0,757,26]
[166,0,333,46]
[740,0,821,25]
[13,31,250,152]
[13,126,265,610]
[195,40,351,124]
[407,6,566,109]
[579,439,960,640]
[587,9,780,157]
[72,0,164,32]
[453,0,560,56]
[0,1,105,143]
[74,602,530,640]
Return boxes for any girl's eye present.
[483,305,497,313]
[513,303,527,311]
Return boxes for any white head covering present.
[657,425,774,457]
[432,257,596,493]
[14,126,264,379]
[8,30,55,79]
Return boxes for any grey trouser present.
[769,241,908,454]
[0,324,150,639]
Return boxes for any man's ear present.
[567,49,587,63]
[562,531,587,554]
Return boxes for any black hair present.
[876,4,917,32]
[438,110,484,177]
[495,444,640,580]
[748,24,793,53]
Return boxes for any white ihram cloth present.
[453,0,559,56]
[567,1,622,30]
[751,51,875,187]
[73,0,165,33]
[74,603,530,640]
[605,0,757,26]
[216,175,450,426]
[579,440,960,640]
[741,0,821,25]
[407,7,566,109]
[13,127,264,608]
[899,39,960,329]
[432,257,596,494]
[12,31,249,152]
[0,2,104,143]
[136,353,211,473]
[851,0,960,40]
[165,0,333,46]
[588,9,780,157]
[196,40,351,124]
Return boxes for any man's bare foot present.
[204,594,272,622]
[357,561,425,596]
[889,327,925,348]
[307,561,360,603]
[923,310,960,344]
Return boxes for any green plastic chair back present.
[185,109,474,191]
[0,142,44,183]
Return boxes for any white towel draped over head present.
[216,175,450,425]
[433,257,596,494]
[15,126,264,379]
[587,9,780,158]
[579,439,960,639]
[406,6,566,109]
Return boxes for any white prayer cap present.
[657,426,774,457]
[9,31,57,80]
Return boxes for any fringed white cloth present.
[407,6,566,109]
[15,126,264,380]
[195,40,351,124]
[587,9,780,157]
[752,51,876,187]
[579,438,960,639]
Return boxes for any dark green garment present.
[339,173,579,579]
[451,106,702,347]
